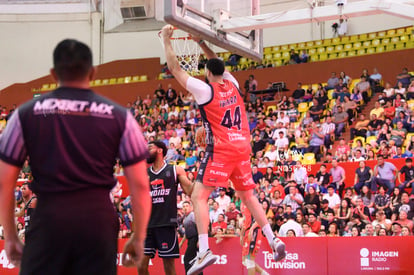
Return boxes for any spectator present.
[299,50,309,63]
[353,197,371,223]
[319,199,335,228]
[383,101,396,120]
[354,161,373,195]
[360,186,375,214]
[288,49,301,64]
[396,210,413,232]
[282,186,304,213]
[327,222,340,237]
[337,16,348,37]
[391,222,402,236]
[262,144,277,161]
[246,75,258,102]
[401,226,412,236]
[154,83,166,102]
[292,82,305,102]
[165,84,177,105]
[372,155,397,195]
[308,213,321,234]
[309,98,324,121]
[326,72,339,90]
[372,210,392,232]
[321,116,335,149]
[350,114,369,140]
[397,158,414,195]
[303,185,320,215]
[354,76,371,103]
[224,202,240,223]
[302,223,318,237]
[252,165,264,184]
[278,213,304,237]
[393,192,414,220]
[209,201,223,224]
[323,185,341,210]
[307,123,324,158]
[390,121,407,147]
[330,159,346,196]
[396,68,412,88]
[335,138,350,159]
[211,214,227,236]
[315,164,330,194]
[333,106,348,139]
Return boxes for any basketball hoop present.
[159,29,201,75]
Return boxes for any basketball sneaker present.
[271,237,286,262]
[187,249,219,275]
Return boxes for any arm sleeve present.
[0,110,27,167]
[186,77,212,105]
[118,111,149,167]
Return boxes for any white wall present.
[0,10,412,91]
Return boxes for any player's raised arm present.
[161,25,190,89]
[191,35,218,60]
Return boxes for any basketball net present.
[159,28,201,75]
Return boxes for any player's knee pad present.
[244,258,255,269]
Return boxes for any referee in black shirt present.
[0,39,151,274]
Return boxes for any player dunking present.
[160,25,286,275]
[139,141,194,275]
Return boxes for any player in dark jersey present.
[139,140,193,275]
[161,25,286,275]
[15,182,37,235]
[0,39,151,274]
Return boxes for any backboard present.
[162,0,263,61]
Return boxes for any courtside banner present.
[327,237,414,275]
[1,237,414,274]
[255,237,328,274]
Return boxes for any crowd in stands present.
[2,65,414,241]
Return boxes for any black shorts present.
[144,226,179,258]
[20,189,119,275]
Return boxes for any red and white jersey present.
[187,73,251,156]
[201,80,251,156]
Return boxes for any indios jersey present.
[199,79,251,156]
[147,162,178,228]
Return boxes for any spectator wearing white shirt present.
[215,188,231,213]
[264,145,279,162]
[209,201,223,223]
[276,111,290,128]
[292,162,308,187]
[323,186,341,210]
[279,214,304,237]
[321,116,335,148]
[275,132,289,160]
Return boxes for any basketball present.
[195,126,207,148]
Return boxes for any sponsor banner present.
[1,236,413,274]
[256,237,328,274]
[327,237,414,275]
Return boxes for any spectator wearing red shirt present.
[211,214,227,235]
[307,213,321,234]
[383,101,396,120]
[224,202,240,223]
